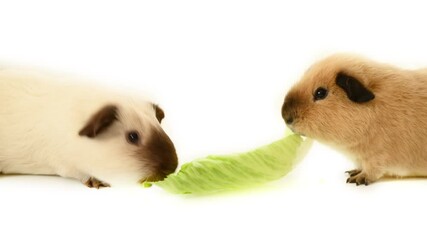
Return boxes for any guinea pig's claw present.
[84,177,111,189]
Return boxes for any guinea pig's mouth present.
[140,171,174,183]
[287,125,306,137]
[140,175,163,183]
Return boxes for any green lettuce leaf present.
[148,134,311,194]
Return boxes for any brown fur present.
[79,105,118,138]
[282,54,427,185]
[135,129,178,181]
[153,104,165,123]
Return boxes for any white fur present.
[0,69,164,186]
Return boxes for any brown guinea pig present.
[282,53,427,186]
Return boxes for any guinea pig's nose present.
[281,98,296,125]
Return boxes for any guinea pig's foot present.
[84,177,111,189]
[346,172,371,186]
[345,169,362,177]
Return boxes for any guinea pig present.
[282,53,427,186]
[0,69,178,188]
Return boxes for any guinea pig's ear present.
[79,105,118,138]
[336,72,375,103]
[152,104,165,123]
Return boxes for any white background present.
[1,1,427,239]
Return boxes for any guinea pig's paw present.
[345,169,362,177]
[83,177,111,189]
[346,171,372,186]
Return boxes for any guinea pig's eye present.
[126,131,140,145]
[314,87,328,101]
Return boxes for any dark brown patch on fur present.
[79,105,118,138]
[336,72,375,103]
[136,128,178,181]
[153,104,165,123]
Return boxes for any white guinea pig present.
[0,69,178,188]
